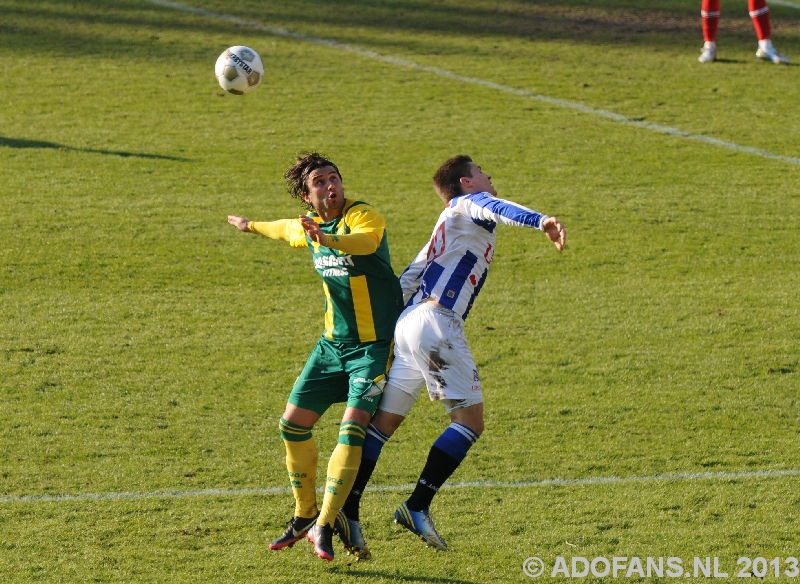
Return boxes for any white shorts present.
[378,302,483,417]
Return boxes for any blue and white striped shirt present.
[400,192,548,320]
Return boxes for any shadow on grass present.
[328,566,483,583]
[0,136,188,161]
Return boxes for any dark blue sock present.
[343,424,391,520]
[432,422,479,462]
[362,423,390,463]
[407,423,479,511]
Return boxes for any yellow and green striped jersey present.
[309,200,402,342]
[250,200,403,343]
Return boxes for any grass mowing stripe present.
[4,469,799,504]
[145,0,800,167]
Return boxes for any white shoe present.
[394,501,448,551]
[698,41,716,63]
[756,46,790,64]
[334,510,372,560]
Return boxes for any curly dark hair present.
[284,152,342,211]
[432,154,474,201]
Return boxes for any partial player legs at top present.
[750,0,790,63]
[750,0,771,41]
[699,0,719,62]
[699,0,789,64]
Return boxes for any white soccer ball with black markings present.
[215,46,264,95]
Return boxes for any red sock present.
[701,0,720,42]
[749,0,771,40]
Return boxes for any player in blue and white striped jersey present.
[401,184,552,321]
[336,155,566,555]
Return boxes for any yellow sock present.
[280,418,318,518]
[318,421,366,527]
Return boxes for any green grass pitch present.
[1,0,799,581]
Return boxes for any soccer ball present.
[215,46,264,95]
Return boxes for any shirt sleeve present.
[324,232,381,255]
[322,203,386,255]
[398,240,430,304]
[247,219,308,248]
[462,192,549,230]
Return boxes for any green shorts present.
[287,337,393,416]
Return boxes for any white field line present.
[2,468,799,504]
[771,0,800,9]
[146,0,800,166]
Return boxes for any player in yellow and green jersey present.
[228,153,403,562]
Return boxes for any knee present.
[370,409,405,436]
[450,403,484,436]
[281,404,320,428]
[467,418,484,437]
[342,406,372,428]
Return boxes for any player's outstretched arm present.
[542,216,566,251]
[228,216,306,247]
[228,215,250,231]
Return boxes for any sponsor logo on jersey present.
[316,254,354,277]
[315,254,355,269]
[352,378,383,398]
